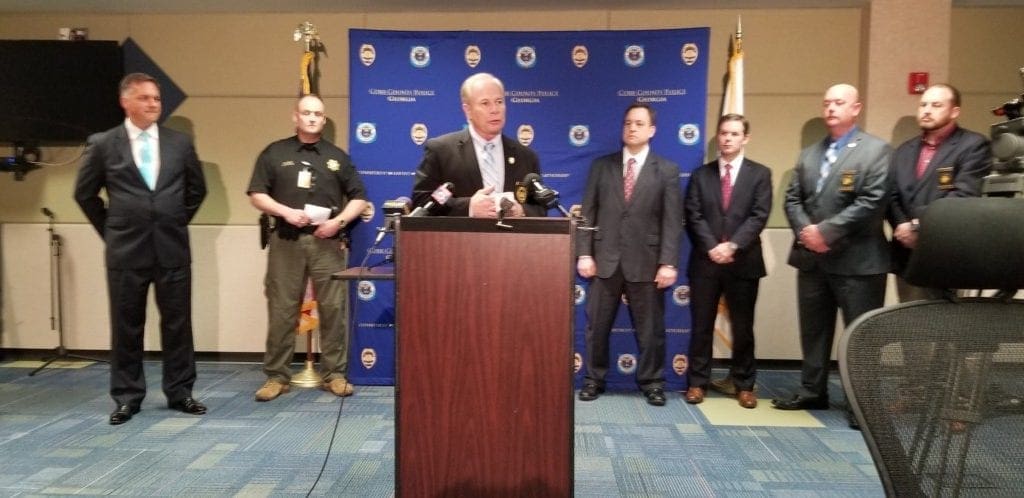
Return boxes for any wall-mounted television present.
[0,40,123,143]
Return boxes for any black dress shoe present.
[168,397,207,415]
[109,404,140,425]
[772,394,829,410]
[578,384,604,401]
[644,388,667,406]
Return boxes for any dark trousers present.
[107,266,197,408]
[796,270,886,398]
[583,265,666,390]
[687,273,760,391]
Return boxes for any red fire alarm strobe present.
[909,72,929,94]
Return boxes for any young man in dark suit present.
[74,73,208,425]
[576,102,683,406]
[412,72,546,217]
[776,84,891,419]
[888,83,991,301]
[684,114,772,409]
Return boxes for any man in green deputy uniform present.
[247,94,368,401]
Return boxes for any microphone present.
[409,182,454,217]
[373,197,412,245]
[522,173,571,217]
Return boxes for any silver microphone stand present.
[29,208,106,376]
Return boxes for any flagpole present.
[290,20,326,389]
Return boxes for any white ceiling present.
[0,0,1020,14]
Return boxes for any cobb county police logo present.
[573,284,586,305]
[409,45,430,68]
[410,123,428,145]
[516,46,537,68]
[517,124,535,146]
[678,124,700,146]
[672,285,691,307]
[355,122,377,144]
[624,44,645,68]
[681,43,699,66]
[568,125,590,147]
[571,45,589,68]
[672,353,689,376]
[465,45,482,68]
[359,44,376,67]
[357,280,376,301]
[360,202,375,223]
[617,353,638,375]
[361,348,377,369]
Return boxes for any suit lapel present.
[458,130,485,189]
[912,128,960,199]
[117,125,150,188]
[500,135,518,188]
[812,132,860,200]
[726,159,754,214]
[627,153,648,206]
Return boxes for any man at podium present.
[576,102,684,406]
[411,72,546,217]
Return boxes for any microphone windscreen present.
[431,182,454,205]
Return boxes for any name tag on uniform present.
[297,168,312,189]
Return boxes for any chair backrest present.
[840,299,1024,497]
[904,197,1024,291]
[842,197,1024,496]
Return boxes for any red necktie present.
[624,157,637,202]
[916,141,936,179]
[721,163,733,210]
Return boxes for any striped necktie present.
[480,142,502,191]
[816,142,837,194]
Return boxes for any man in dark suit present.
[74,73,208,425]
[577,102,683,406]
[889,83,991,301]
[684,114,772,409]
[775,84,891,417]
[412,72,546,217]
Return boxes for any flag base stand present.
[290,359,322,388]
[290,331,322,388]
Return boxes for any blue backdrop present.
[346,28,708,390]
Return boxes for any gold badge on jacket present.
[839,170,856,192]
[937,166,954,190]
[515,182,528,204]
[327,159,340,171]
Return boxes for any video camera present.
[983,67,1024,197]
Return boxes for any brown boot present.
[255,380,290,402]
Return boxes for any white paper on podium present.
[304,203,332,225]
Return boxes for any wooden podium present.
[395,216,574,497]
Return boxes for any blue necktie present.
[816,142,837,194]
[481,142,502,191]
[138,130,156,190]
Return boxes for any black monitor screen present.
[0,40,123,143]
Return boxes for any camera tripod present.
[29,208,106,376]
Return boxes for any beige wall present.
[4,8,1022,226]
[2,6,1023,357]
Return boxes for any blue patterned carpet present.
[0,361,882,497]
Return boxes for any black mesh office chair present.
[839,197,1024,497]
